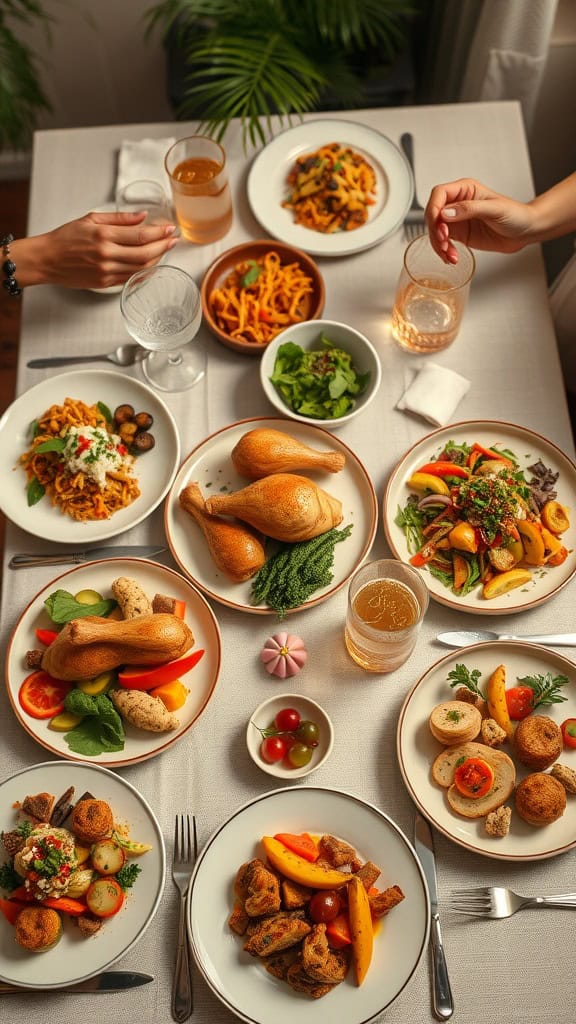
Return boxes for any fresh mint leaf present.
[63,691,124,756]
[44,589,117,624]
[270,337,369,420]
[27,477,45,506]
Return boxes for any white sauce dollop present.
[62,425,133,490]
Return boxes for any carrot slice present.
[274,832,319,862]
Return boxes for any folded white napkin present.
[115,137,176,201]
[396,360,471,426]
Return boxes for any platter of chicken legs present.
[164,417,378,614]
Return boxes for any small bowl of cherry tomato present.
[246,693,334,779]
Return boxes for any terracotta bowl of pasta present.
[200,240,325,355]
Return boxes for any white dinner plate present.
[0,370,180,544]
[398,641,576,861]
[246,119,414,256]
[383,419,576,615]
[187,786,429,1024]
[0,760,165,988]
[5,558,221,765]
[164,416,378,614]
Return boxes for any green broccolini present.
[251,524,353,616]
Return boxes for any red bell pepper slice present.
[274,832,319,862]
[467,443,514,468]
[35,628,59,646]
[561,718,576,749]
[118,648,205,690]
[416,461,469,479]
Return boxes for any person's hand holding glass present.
[120,265,203,392]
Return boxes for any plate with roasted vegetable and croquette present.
[164,417,378,614]
[384,420,576,615]
[5,558,221,766]
[187,786,429,1024]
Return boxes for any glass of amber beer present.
[345,559,429,673]
[164,136,233,244]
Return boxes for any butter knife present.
[0,970,154,994]
[9,545,167,569]
[437,629,576,648]
[414,813,454,1021]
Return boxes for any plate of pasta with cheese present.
[0,370,180,543]
[247,120,414,256]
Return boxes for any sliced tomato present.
[505,685,535,720]
[274,832,319,862]
[561,718,576,749]
[18,671,73,720]
[117,649,204,690]
[453,757,494,798]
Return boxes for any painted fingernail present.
[443,207,457,218]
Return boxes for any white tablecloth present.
[1,102,575,1022]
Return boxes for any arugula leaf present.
[44,589,117,624]
[35,437,66,453]
[395,499,425,554]
[447,664,484,698]
[97,401,113,424]
[517,672,569,708]
[270,336,370,420]
[27,477,45,506]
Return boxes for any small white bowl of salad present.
[259,319,382,427]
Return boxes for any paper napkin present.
[396,361,471,426]
[115,137,176,201]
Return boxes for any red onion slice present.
[418,494,452,509]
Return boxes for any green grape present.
[288,742,313,768]
[297,720,319,747]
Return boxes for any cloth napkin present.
[396,360,471,426]
[115,137,176,201]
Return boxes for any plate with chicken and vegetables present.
[384,420,576,615]
[187,786,429,1024]
[5,558,221,766]
[164,417,378,615]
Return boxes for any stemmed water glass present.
[120,265,204,392]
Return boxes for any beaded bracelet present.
[1,233,22,296]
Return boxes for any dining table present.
[1,99,575,1023]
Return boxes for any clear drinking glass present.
[391,234,475,353]
[164,135,233,244]
[116,179,174,227]
[120,266,204,392]
[345,559,429,673]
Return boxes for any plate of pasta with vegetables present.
[0,370,180,543]
[0,759,164,988]
[5,558,221,766]
[397,641,576,861]
[384,420,576,615]
[246,120,414,256]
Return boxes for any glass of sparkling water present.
[391,234,475,353]
[120,265,204,391]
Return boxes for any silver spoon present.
[437,630,576,648]
[27,344,145,369]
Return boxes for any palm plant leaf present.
[179,32,325,147]
[0,24,51,149]
[295,0,415,53]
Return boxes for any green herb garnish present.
[97,401,113,424]
[270,336,370,420]
[34,437,66,453]
[44,589,117,624]
[240,261,261,287]
[27,477,45,506]
[447,664,484,698]
[0,861,21,892]
[251,524,353,617]
[115,863,141,890]
[63,691,125,756]
[517,672,569,708]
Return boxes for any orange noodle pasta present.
[19,397,140,521]
[209,250,315,346]
[282,142,377,233]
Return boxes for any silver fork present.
[450,886,576,919]
[400,132,426,241]
[171,814,197,1022]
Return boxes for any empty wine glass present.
[120,265,204,392]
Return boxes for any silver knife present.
[414,813,454,1021]
[437,629,576,648]
[0,970,154,994]
[9,545,167,569]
